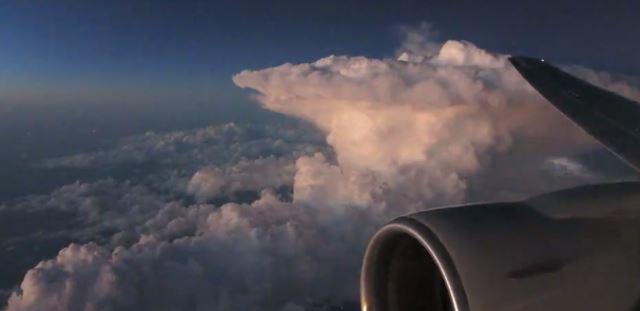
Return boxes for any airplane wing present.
[510,56,640,172]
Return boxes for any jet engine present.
[361,182,640,311]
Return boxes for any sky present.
[2,0,640,105]
[1,1,640,310]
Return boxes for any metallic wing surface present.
[510,56,640,171]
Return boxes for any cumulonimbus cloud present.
[6,25,640,311]
[232,36,614,209]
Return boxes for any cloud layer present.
[5,26,639,311]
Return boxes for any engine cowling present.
[361,182,640,311]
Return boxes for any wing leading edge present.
[510,56,640,172]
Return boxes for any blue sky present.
[2,0,639,105]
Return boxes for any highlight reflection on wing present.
[510,56,640,171]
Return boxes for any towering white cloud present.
[233,38,605,210]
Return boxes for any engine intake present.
[361,218,466,311]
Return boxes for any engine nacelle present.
[361,182,640,311]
